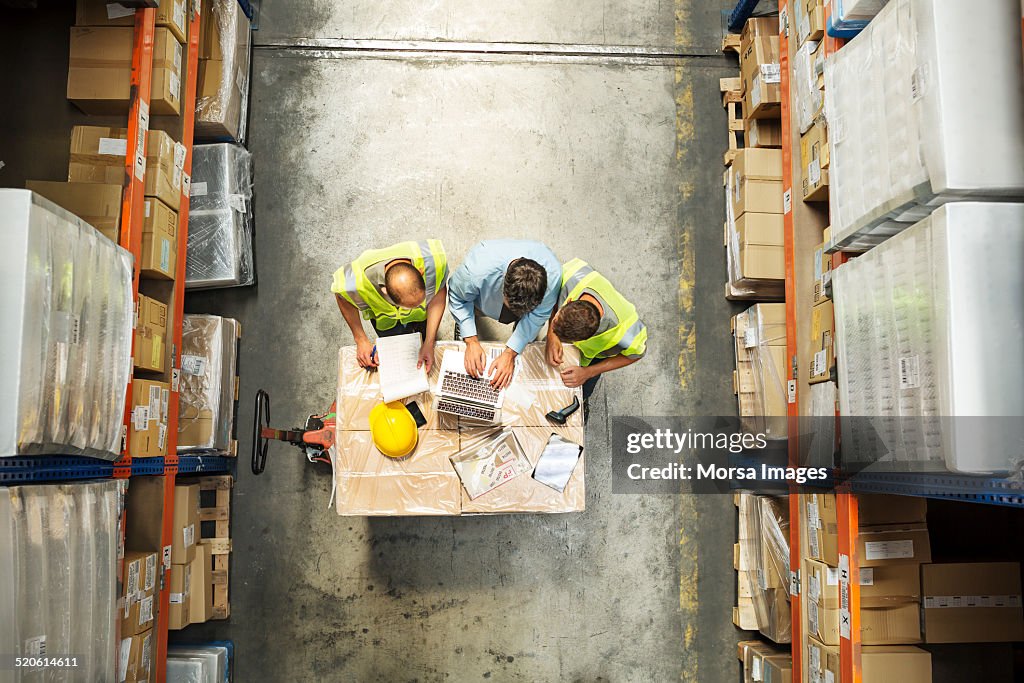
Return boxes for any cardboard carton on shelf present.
[857,523,932,568]
[744,117,782,149]
[800,118,830,202]
[168,562,192,630]
[67,27,182,115]
[189,543,214,625]
[24,180,121,242]
[922,562,1024,643]
[729,148,784,217]
[797,0,825,45]
[68,125,128,184]
[130,379,170,457]
[134,294,168,373]
[861,646,932,682]
[178,315,241,453]
[803,493,928,567]
[806,638,839,683]
[142,199,178,280]
[740,17,781,119]
[119,628,153,683]
[146,129,185,212]
[734,212,784,281]
[809,299,834,384]
[171,483,200,564]
[120,550,158,638]
[812,238,832,303]
[75,0,188,44]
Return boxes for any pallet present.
[198,475,233,619]
[721,74,744,166]
[722,33,741,54]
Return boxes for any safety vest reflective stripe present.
[332,241,448,328]
[558,259,647,364]
[559,258,594,304]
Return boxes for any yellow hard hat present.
[369,401,418,458]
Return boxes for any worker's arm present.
[336,294,377,368]
[559,353,638,388]
[417,285,447,372]
[545,305,563,367]
[448,266,488,377]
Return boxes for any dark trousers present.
[582,373,600,401]
[373,319,427,339]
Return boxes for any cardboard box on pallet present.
[178,315,241,453]
[76,0,188,44]
[802,493,928,567]
[68,125,128,184]
[142,199,178,280]
[809,299,834,384]
[196,0,252,141]
[168,562,191,630]
[804,558,922,645]
[732,305,788,437]
[740,18,781,119]
[762,654,792,682]
[862,646,932,681]
[189,543,214,624]
[131,379,170,457]
[119,627,153,683]
[734,212,784,281]
[121,550,158,638]
[172,483,200,565]
[24,180,122,242]
[800,118,830,202]
[134,295,167,373]
[739,640,786,683]
[796,0,825,46]
[922,562,1024,643]
[67,27,183,115]
[729,149,784,217]
[744,117,782,149]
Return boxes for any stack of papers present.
[450,430,531,499]
[376,333,430,402]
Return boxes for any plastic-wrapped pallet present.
[196,0,252,142]
[833,203,1024,474]
[0,189,133,460]
[794,39,823,135]
[0,480,126,682]
[168,645,230,683]
[733,304,787,439]
[178,315,240,453]
[738,493,791,644]
[186,144,254,289]
[805,381,837,470]
[825,0,1024,250]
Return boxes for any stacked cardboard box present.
[800,493,936,680]
[197,0,252,141]
[740,18,781,119]
[67,25,183,115]
[130,379,170,457]
[135,295,168,373]
[921,562,1024,644]
[119,549,157,678]
[725,149,785,299]
[732,304,787,438]
[169,483,200,630]
[738,494,791,644]
[178,315,240,454]
[738,640,791,683]
[119,627,154,683]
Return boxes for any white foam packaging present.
[825,0,1024,250]
[0,189,134,459]
[833,203,1024,474]
[0,480,126,682]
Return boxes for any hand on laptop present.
[488,349,517,389]
[463,337,487,378]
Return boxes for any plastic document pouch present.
[450,429,530,499]
[533,434,583,493]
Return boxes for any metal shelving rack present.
[773,0,1024,681]
[0,4,232,682]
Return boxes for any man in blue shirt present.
[448,240,561,389]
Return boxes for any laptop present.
[435,348,506,424]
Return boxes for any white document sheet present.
[533,434,583,493]
[376,333,430,402]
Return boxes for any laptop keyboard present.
[436,398,496,422]
[441,371,501,405]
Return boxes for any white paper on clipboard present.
[533,434,583,493]
[377,333,430,402]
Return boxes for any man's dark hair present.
[503,258,547,317]
[552,300,601,341]
[385,262,426,303]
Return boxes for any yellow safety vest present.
[559,258,648,366]
[332,240,448,330]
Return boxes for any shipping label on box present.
[131,379,169,457]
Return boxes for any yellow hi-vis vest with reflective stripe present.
[332,240,448,330]
[559,258,648,366]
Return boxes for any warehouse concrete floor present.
[186,1,741,680]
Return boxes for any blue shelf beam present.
[850,472,1024,508]
[177,455,234,475]
[728,0,762,33]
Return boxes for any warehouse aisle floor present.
[186,1,740,680]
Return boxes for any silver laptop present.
[435,348,505,424]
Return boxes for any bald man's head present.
[384,262,427,308]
